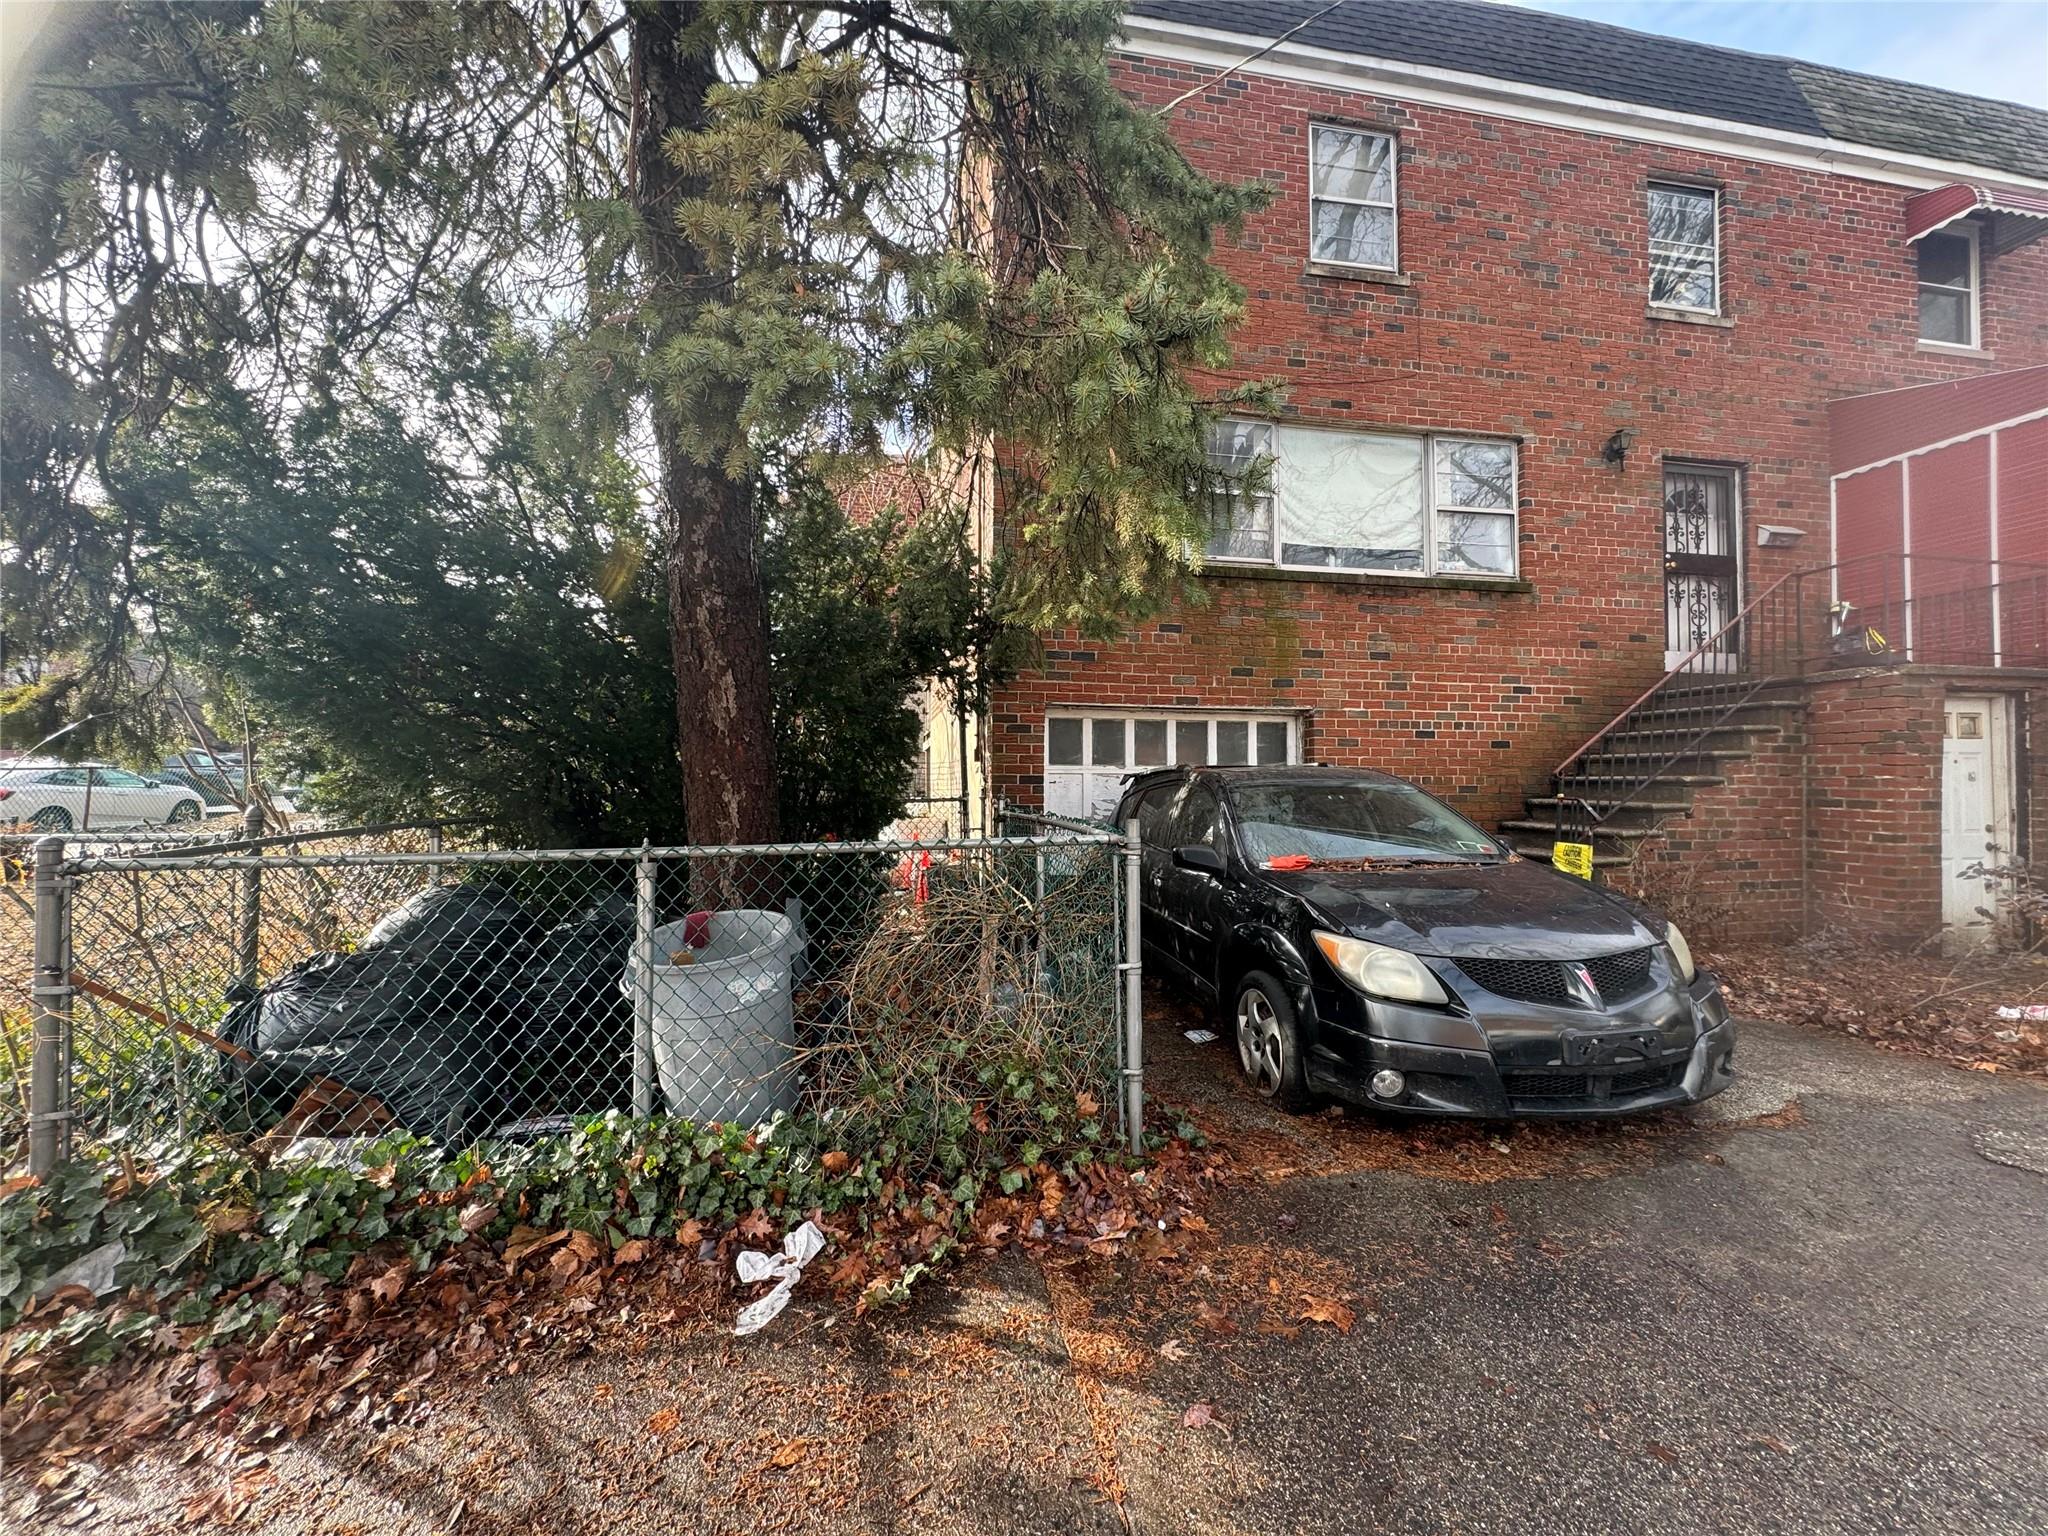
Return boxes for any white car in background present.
[0,761,206,832]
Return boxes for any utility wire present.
[1152,0,1353,118]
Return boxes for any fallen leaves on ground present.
[1297,1295,1355,1333]
[1181,1402,1219,1429]
[1708,937,2048,1077]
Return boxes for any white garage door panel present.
[1043,711,1298,822]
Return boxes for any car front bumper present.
[1306,972,1737,1119]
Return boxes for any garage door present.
[1043,712,1299,822]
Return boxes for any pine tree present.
[4,1,1267,839]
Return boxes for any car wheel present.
[167,798,201,825]
[1233,971,1312,1113]
[29,805,73,833]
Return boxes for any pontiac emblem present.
[1566,963,1602,1008]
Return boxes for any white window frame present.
[1646,181,1721,316]
[1203,421,1520,580]
[1916,221,1981,350]
[1042,711,1301,821]
[1308,122,1399,273]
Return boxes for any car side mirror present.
[1173,844,1227,877]
[143,778,161,788]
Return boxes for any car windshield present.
[1231,781,1503,865]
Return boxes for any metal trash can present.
[624,909,802,1127]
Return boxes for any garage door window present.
[1044,712,1298,821]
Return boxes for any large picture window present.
[1204,422,1519,578]
[1309,123,1397,271]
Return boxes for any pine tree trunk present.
[629,0,780,849]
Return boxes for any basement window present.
[1204,420,1519,578]
[1647,183,1720,314]
[1309,123,1398,271]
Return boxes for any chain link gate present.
[18,828,1139,1173]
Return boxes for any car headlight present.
[1313,931,1448,1006]
[1664,922,1697,984]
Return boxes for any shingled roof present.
[1124,0,2048,182]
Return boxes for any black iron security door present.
[1663,464,1740,670]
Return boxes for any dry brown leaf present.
[647,1407,681,1437]
[821,1149,852,1175]
[1298,1296,1355,1334]
[768,1437,807,1469]
[738,1210,777,1241]
[1182,1402,1219,1429]
[613,1238,653,1265]
[367,1263,409,1305]
[503,1225,568,1270]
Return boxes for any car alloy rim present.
[1235,987,1285,1097]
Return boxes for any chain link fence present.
[15,826,1139,1174]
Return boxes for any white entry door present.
[1940,695,2014,951]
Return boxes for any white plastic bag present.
[732,1220,827,1335]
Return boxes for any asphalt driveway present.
[37,1010,2048,1535]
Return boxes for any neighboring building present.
[961,0,2048,948]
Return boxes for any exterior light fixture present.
[1602,428,1638,466]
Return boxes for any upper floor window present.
[1309,123,1397,270]
[1916,227,1979,347]
[1647,183,1719,313]
[1204,421,1518,578]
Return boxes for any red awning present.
[1904,183,2048,253]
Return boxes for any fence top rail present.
[2,816,476,852]
[56,829,1126,875]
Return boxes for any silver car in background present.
[0,761,206,832]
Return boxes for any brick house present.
[942,1,2048,949]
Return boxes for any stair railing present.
[1550,568,1810,851]
[1546,553,2048,858]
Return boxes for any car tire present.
[29,805,73,833]
[1233,971,1313,1113]
[167,799,201,825]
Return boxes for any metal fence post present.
[632,841,657,1118]
[424,821,444,888]
[1120,817,1144,1154]
[236,800,265,989]
[29,836,73,1175]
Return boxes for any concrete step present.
[1557,770,1729,790]
[1625,697,1798,730]
[1502,834,1634,867]
[1593,722,1784,755]
[1499,819,1663,853]
[1512,803,1689,835]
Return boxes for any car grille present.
[1454,956,1576,1007]
[1504,1063,1684,1102]
[1583,947,1656,1001]
[1454,947,1658,1008]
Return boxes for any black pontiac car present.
[1113,765,1736,1118]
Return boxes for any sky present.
[1511,1,2048,109]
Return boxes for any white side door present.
[1940,695,2014,951]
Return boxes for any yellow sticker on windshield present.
[1552,841,1594,880]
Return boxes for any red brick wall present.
[1621,710,1808,947]
[987,52,2048,827]
[1804,672,1949,939]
